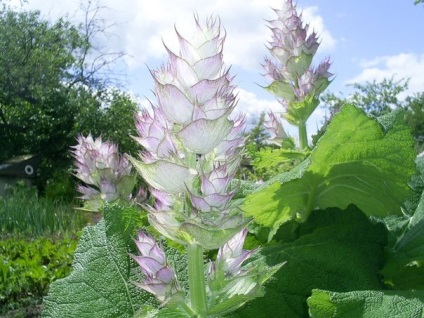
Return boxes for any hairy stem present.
[299,121,308,149]
[187,243,208,317]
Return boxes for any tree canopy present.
[0,2,138,190]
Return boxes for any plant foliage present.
[229,205,388,318]
[42,204,159,317]
[243,104,416,239]
[42,102,424,317]
[0,237,77,314]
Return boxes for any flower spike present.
[128,15,247,249]
[263,0,333,139]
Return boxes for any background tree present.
[68,0,125,88]
[349,77,409,117]
[0,7,80,160]
[404,92,424,151]
[74,89,140,156]
[0,1,137,192]
[245,112,269,151]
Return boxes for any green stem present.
[298,121,308,150]
[187,243,208,317]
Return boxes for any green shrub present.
[44,169,78,203]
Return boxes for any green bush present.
[0,237,77,314]
[44,169,79,203]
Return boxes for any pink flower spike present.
[263,0,333,107]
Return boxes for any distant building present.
[0,155,40,197]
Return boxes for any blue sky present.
[10,0,424,138]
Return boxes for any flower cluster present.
[131,231,181,303]
[129,16,247,249]
[263,0,332,126]
[72,134,135,209]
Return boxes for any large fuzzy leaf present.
[42,204,155,317]
[381,155,424,289]
[243,105,416,238]
[252,148,306,170]
[308,289,424,317]
[229,206,387,318]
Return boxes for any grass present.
[0,185,87,239]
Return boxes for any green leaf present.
[42,204,156,317]
[229,206,387,318]
[243,104,416,238]
[308,289,424,318]
[252,148,306,171]
[381,156,424,289]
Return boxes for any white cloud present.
[234,88,282,121]
[347,53,424,97]
[15,0,335,73]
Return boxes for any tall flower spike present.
[263,0,333,146]
[131,231,182,304]
[128,15,247,249]
[71,134,135,210]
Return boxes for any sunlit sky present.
[9,0,424,138]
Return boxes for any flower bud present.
[213,228,255,277]
[131,231,181,303]
[207,229,284,315]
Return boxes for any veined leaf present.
[308,289,424,318]
[42,204,156,317]
[252,148,306,171]
[230,206,387,318]
[381,155,424,289]
[243,104,416,238]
